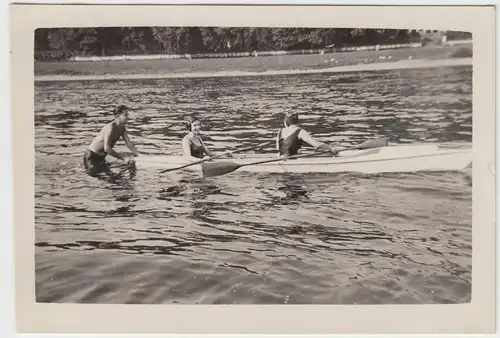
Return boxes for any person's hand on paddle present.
[329,147,339,157]
[203,155,212,162]
[315,143,339,157]
[225,150,233,158]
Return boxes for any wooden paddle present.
[201,138,389,178]
[157,141,272,174]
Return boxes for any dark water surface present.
[35,66,472,304]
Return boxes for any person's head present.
[113,105,129,124]
[284,111,299,127]
[186,115,202,135]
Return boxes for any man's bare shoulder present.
[108,121,126,134]
[298,128,309,135]
[99,121,115,132]
[298,128,313,139]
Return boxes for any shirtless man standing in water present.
[84,104,139,176]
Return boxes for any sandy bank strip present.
[34,57,472,83]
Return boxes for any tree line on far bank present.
[34,27,472,61]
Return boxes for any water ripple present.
[35,65,472,304]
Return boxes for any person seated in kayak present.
[276,111,339,158]
[84,104,139,176]
[182,116,232,162]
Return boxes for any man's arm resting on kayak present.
[123,131,139,156]
[103,126,127,161]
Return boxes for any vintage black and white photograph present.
[33,24,474,306]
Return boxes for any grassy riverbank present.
[35,44,472,79]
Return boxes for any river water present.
[35,65,472,304]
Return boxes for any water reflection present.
[274,173,310,205]
[86,162,137,186]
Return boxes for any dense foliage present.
[34,27,471,61]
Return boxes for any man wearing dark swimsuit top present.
[84,105,139,176]
[276,111,338,158]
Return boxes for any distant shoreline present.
[35,57,472,83]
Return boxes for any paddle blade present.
[355,138,389,149]
[202,161,242,178]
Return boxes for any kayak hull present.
[136,143,472,175]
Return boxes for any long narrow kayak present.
[135,143,472,175]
